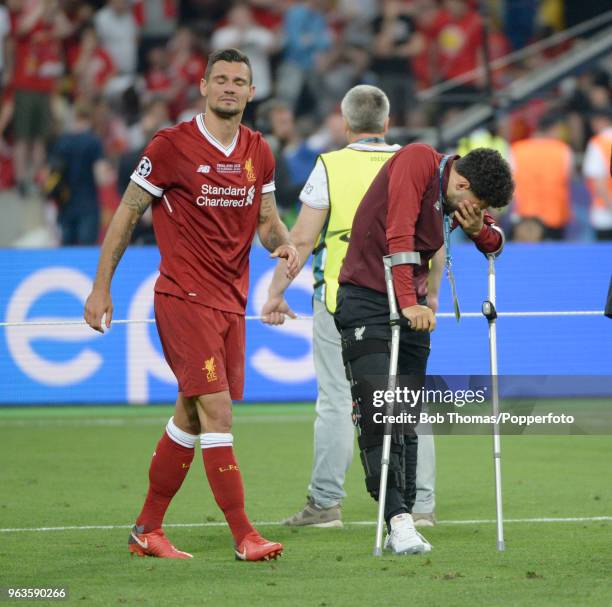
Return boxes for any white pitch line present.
[0,414,313,428]
[1,516,610,533]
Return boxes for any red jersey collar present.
[195,113,240,157]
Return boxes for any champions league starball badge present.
[137,156,152,178]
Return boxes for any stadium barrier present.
[0,243,610,405]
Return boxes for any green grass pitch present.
[0,403,611,607]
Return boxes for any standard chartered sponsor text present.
[196,184,255,207]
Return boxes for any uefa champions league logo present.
[137,157,153,178]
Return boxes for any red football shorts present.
[154,293,246,400]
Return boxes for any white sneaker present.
[384,513,432,555]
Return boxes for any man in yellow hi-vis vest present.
[262,85,441,528]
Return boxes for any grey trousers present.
[308,299,436,512]
[308,299,355,508]
[414,421,436,514]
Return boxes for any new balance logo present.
[197,165,211,174]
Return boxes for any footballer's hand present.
[84,288,113,333]
[261,295,297,325]
[402,304,436,332]
[455,200,484,236]
[270,244,299,279]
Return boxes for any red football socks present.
[201,433,254,544]
[136,418,197,532]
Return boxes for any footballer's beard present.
[208,101,243,119]
[443,191,461,215]
[442,198,454,216]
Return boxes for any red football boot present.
[234,531,283,561]
[128,525,193,559]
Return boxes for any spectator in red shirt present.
[12,0,71,197]
[428,0,483,108]
[144,46,173,101]
[168,28,205,82]
[409,0,440,90]
[167,27,206,117]
[61,0,95,75]
[72,26,116,102]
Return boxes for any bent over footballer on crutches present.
[334,144,514,555]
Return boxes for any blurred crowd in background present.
[0,0,610,246]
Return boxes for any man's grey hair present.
[340,85,390,134]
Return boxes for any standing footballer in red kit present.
[84,49,299,561]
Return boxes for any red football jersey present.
[131,114,275,314]
[13,19,63,92]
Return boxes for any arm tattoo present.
[122,181,154,216]
[258,191,276,225]
[258,192,291,252]
[111,183,154,271]
[263,224,286,251]
[109,218,135,277]
[95,183,155,288]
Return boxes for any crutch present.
[482,253,505,552]
[374,252,421,557]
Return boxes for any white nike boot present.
[384,513,432,555]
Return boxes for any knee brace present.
[358,435,405,501]
[341,336,408,501]
[342,338,390,435]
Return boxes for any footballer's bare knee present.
[195,391,233,433]
[173,393,201,435]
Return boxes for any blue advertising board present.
[0,243,610,405]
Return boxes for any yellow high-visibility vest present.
[457,129,510,160]
[314,145,397,313]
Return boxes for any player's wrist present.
[280,242,297,253]
[92,280,111,295]
[466,223,486,238]
[267,285,285,300]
